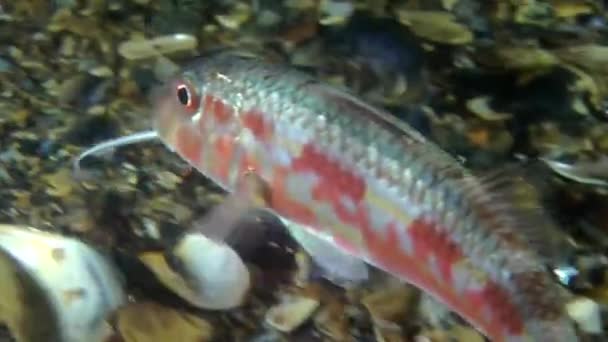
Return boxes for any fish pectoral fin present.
[190,171,271,242]
[281,219,369,287]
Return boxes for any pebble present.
[265,294,320,333]
[42,169,74,198]
[415,325,485,342]
[361,285,417,327]
[319,0,354,26]
[313,297,348,340]
[89,66,114,78]
[215,3,252,30]
[156,171,183,190]
[566,297,603,335]
[466,96,512,121]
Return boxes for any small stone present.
[59,36,76,56]
[118,34,197,60]
[89,66,114,78]
[265,294,320,333]
[319,0,354,26]
[42,169,74,197]
[566,297,603,334]
[116,301,214,341]
[314,299,348,340]
[215,3,252,30]
[449,325,484,342]
[256,10,282,27]
[415,325,484,342]
[87,105,106,115]
[396,11,473,45]
[373,324,403,342]
[156,171,182,190]
[466,96,512,121]
[294,250,312,286]
[361,285,417,326]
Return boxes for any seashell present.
[541,154,608,187]
[0,224,125,342]
[139,232,251,310]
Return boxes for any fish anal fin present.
[189,171,271,242]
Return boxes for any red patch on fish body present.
[359,216,525,340]
[268,167,318,228]
[212,135,236,183]
[203,94,233,124]
[242,109,273,142]
[291,144,366,203]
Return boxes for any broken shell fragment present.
[118,34,198,60]
[115,301,214,341]
[466,96,512,121]
[396,10,473,45]
[139,232,251,310]
[265,294,320,333]
[541,154,608,187]
[0,224,125,342]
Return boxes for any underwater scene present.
[3,1,608,341]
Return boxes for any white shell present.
[566,296,603,334]
[165,233,251,310]
[0,224,125,342]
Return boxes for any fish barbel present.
[115,51,579,341]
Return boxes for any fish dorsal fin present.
[310,82,468,182]
[310,83,430,145]
[464,160,573,266]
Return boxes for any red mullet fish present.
[75,51,579,341]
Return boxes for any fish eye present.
[175,80,200,113]
[177,84,190,106]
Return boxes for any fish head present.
[148,62,252,188]
[149,70,206,147]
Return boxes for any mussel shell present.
[0,224,125,342]
[0,247,60,342]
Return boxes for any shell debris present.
[118,34,198,60]
[265,294,320,333]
